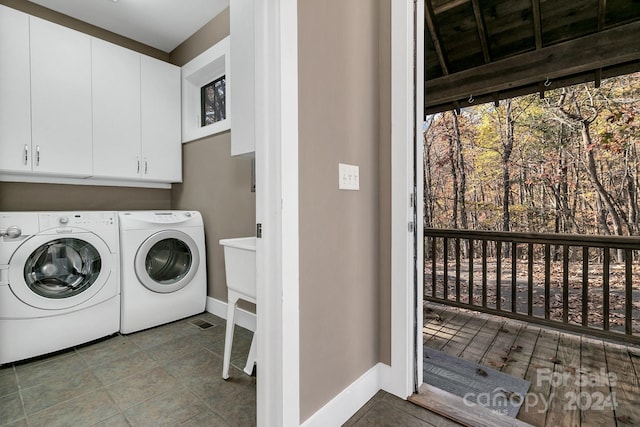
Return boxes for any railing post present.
[469,239,474,304]
[582,246,589,327]
[625,249,633,336]
[528,243,534,317]
[563,245,570,324]
[512,243,517,313]
[496,241,502,311]
[603,248,610,331]
[544,244,551,320]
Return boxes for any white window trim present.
[181,36,230,143]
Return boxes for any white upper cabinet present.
[230,0,255,156]
[92,38,142,179]
[141,56,182,182]
[0,6,32,173]
[0,6,182,187]
[30,16,93,177]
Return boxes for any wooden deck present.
[421,302,640,426]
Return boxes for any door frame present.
[254,0,422,424]
[254,1,300,426]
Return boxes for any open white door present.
[383,0,424,399]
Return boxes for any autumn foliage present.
[424,71,640,237]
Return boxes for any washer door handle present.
[0,226,21,238]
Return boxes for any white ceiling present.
[28,0,229,52]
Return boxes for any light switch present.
[339,163,359,190]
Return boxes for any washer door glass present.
[146,238,192,284]
[23,238,102,299]
[135,230,200,293]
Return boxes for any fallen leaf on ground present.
[476,368,488,377]
[616,415,634,424]
[550,357,562,364]
[488,360,506,368]
[510,345,523,352]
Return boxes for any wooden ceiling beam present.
[424,20,640,107]
[425,60,640,114]
[595,0,606,88]
[433,0,471,15]
[471,0,491,63]
[425,0,450,75]
[598,0,607,31]
[532,0,543,49]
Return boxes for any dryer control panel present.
[119,211,201,227]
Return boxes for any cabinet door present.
[92,38,142,179]
[0,5,31,173]
[30,17,92,177]
[230,0,255,156]
[141,56,181,182]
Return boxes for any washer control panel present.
[40,212,116,228]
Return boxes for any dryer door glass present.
[23,238,102,299]
[145,238,193,285]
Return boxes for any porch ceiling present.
[424,0,640,114]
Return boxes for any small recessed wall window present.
[181,36,230,143]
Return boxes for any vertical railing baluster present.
[455,238,461,303]
[582,247,589,327]
[496,241,502,311]
[469,239,474,305]
[603,248,610,331]
[563,245,570,324]
[528,243,534,317]
[443,238,448,300]
[512,242,517,313]
[431,237,437,298]
[482,240,488,308]
[625,249,633,336]
[544,244,551,320]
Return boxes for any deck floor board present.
[420,303,640,427]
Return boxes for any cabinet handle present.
[137,159,140,174]
[144,160,148,174]
[24,145,28,165]
[36,146,40,166]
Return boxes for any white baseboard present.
[205,296,256,332]
[301,363,386,427]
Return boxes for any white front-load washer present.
[118,210,206,334]
[0,211,120,365]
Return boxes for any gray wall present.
[298,0,391,420]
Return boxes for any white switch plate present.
[339,163,359,190]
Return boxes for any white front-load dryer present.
[118,211,207,334]
[0,211,120,365]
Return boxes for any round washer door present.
[134,230,200,293]
[8,232,113,310]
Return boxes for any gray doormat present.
[423,347,530,418]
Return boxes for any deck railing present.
[424,228,640,344]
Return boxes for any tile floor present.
[345,391,462,427]
[0,312,256,427]
[1,310,459,427]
